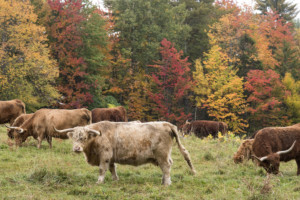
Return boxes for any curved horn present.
[277,141,297,155]
[252,155,268,162]
[87,128,101,136]
[5,124,24,133]
[54,127,75,133]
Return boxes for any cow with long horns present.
[251,124,300,175]
[7,113,34,139]
[6,108,91,148]
[55,121,196,185]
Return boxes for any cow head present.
[5,125,27,146]
[252,141,296,174]
[55,127,101,153]
[233,139,254,164]
[182,120,192,136]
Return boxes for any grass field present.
[0,126,299,200]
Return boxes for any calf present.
[56,121,196,185]
[233,139,255,164]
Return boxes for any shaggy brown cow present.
[0,99,26,125]
[55,121,196,185]
[233,139,255,164]
[182,120,228,138]
[7,108,91,148]
[252,124,300,175]
[91,106,128,123]
[7,113,34,139]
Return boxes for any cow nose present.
[73,146,82,152]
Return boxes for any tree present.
[79,4,111,109]
[282,73,300,124]
[104,0,190,71]
[148,38,192,125]
[172,0,225,61]
[255,0,299,22]
[193,44,248,133]
[0,0,59,111]
[244,69,289,129]
[46,0,92,108]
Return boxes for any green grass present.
[0,126,299,200]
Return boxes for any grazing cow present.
[55,121,196,185]
[91,106,128,123]
[182,120,228,138]
[7,113,34,139]
[233,139,255,164]
[0,99,26,125]
[252,124,300,175]
[6,108,91,148]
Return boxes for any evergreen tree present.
[255,0,299,22]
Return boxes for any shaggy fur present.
[0,99,26,125]
[7,113,34,139]
[64,121,196,185]
[9,108,91,148]
[252,123,300,175]
[233,139,255,164]
[182,120,228,138]
[91,106,128,123]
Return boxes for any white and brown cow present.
[55,121,196,185]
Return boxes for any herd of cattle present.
[0,99,299,185]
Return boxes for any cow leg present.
[109,163,119,181]
[37,136,43,149]
[158,157,172,186]
[46,136,52,149]
[296,159,300,176]
[96,161,109,184]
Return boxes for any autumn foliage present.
[148,39,192,125]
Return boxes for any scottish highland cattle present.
[91,106,128,123]
[252,124,300,175]
[182,120,228,138]
[233,139,255,164]
[55,121,196,185]
[7,113,34,139]
[6,108,91,148]
[0,99,26,125]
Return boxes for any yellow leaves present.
[0,0,59,111]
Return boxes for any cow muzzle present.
[73,146,83,153]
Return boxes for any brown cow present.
[91,106,128,123]
[233,139,255,164]
[7,113,34,139]
[6,108,91,148]
[182,120,228,138]
[252,124,300,175]
[0,99,26,125]
[55,121,196,185]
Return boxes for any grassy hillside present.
[0,126,299,200]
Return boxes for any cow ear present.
[67,132,73,138]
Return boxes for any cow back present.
[252,125,300,161]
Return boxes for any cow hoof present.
[112,176,119,181]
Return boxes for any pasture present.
[0,126,299,200]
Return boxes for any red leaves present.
[47,0,92,108]
[148,38,192,125]
[245,69,289,127]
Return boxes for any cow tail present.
[170,125,196,175]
